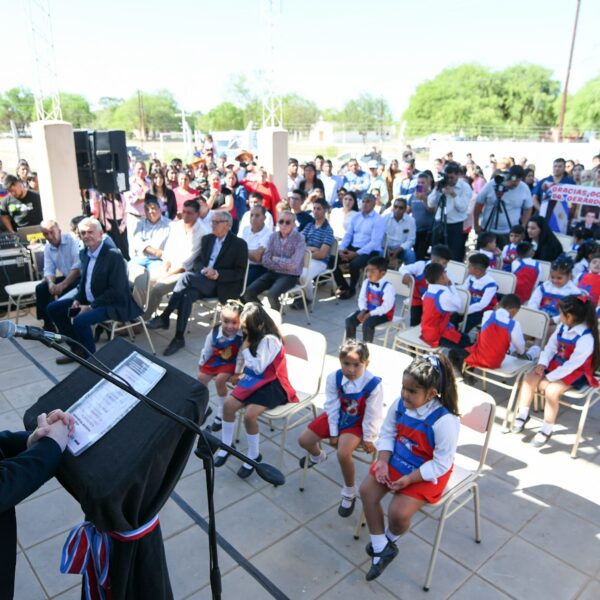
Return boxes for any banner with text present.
[550,184,600,207]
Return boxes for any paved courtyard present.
[2,292,600,600]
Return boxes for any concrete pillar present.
[31,120,81,230]
[257,127,288,199]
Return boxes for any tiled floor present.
[3,292,600,600]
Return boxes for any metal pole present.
[558,0,581,141]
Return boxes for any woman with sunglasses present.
[243,210,306,311]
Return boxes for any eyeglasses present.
[278,219,293,225]
[212,220,228,225]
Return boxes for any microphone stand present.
[33,334,285,600]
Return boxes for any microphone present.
[0,320,67,343]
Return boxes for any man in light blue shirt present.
[130,197,171,272]
[333,193,385,298]
[36,220,81,331]
[342,159,371,204]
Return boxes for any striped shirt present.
[302,220,335,258]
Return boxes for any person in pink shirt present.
[173,171,199,216]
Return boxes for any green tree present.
[0,87,35,132]
[112,91,179,138]
[49,92,94,128]
[564,76,600,134]
[337,94,393,141]
[93,97,124,129]
[204,102,245,131]
[282,93,320,133]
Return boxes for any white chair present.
[279,249,312,324]
[447,260,467,285]
[354,384,496,592]
[531,370,600,458]
[457,306,549,431]
[311,238,339,312]
[371,271,414,347]
[488,268,516,295]
[96,262,156,354]
[538,260,551,282]
[235,324,326,468]
[5,280,43,324]
[556,233,572,253]
[393,289,471,356]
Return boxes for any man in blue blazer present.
[48,217,142,363]
[0,411,73,598]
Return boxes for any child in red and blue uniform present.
[198,301,244,432]
[528,256,583,326]
[477,231,501,270]
[461,253,499,334]
[214,302,298,478]
[513,295,600,449]
[345,256,395,343]
[420,262,469,349]
[511,241,540,303]
[359,354,460,582]
[400,244,451,326]
[501,224,526,272]
[577,252,600,305]
[298,340,383,518]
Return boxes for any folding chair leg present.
[234,410,244,444]
[299,452,310,491]
[502,372,522,431]
[423,503,451,591]
[353,509,366,540]
[473,484,481,542]
[278,419,288,469]
[571,402,591,459]
[139,319,156,354]
[301,294,310,325]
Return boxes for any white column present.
[257,127,288,199]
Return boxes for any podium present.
[23,338,209,599]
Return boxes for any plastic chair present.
[370,271,414,347]
[354,384,496,592]
[488,268,516,295]
[447,260,467,285]
[311,238,339,312]
[537,260,551,282]
[279,249,312,324]
[234,323,326,468]
[392,289,471,356]
[556,233,572,253]
[96,262,156,354]
[5,280,43,324]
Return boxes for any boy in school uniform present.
[511,241,541,303]
[400,244,451,326]
[461,253,499,334]
[450,293,525,372]
[477,231,501,269]
[501,224,526,272]
[345,256,395,343]
[420,262,469,348]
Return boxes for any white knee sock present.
[246,432,260,460]
[341,485,356,508]
[370,533,387,564]
[216,395,225,420]
[217,420,235,458]
[385,527,401,543]
[517,407,530,421]
[540,421,554,436]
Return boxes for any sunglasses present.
[278,219,293,225]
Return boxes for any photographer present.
[427,162,471,261]
[474,165,533,247]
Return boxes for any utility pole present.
[137,90,146,144]
[558,0,581,141]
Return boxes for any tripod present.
[483,187,511,233]
[433,193,448,245]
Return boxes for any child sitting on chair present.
[198,300,244,432]
[577,252,600,304]
[476,231,501,270]
[511,241,541,303]
[462,253,499,334]
[400,244,452,326]
[501,224,526,272]
[298,340,383,518]
[449,293,525,372]
[345,256,395,343]
[359,354,460,581]
[420,263,469,349]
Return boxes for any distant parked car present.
[127,145,150,161]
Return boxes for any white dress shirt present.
[462,274,498,314]
[239,224,272,265]
[481,308,525,354]
[324,369,384,441]
[162,219,208,272]
[240,334,282,373]
[376,396,460,482]
[427,179,472,224]
[43,232,81,279]
[198,325,244,372]
[341,211,385,255]
[358,277,396,316]
[238,210,274,232]
[528,280,583,323]
[426,283,462,312]
[539,322,594,382]
[384,213,416,250]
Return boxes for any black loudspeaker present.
[74,130,94,190]
[93,130,130,194]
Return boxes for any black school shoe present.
[338,495,356,518]
[211,416,223,432]
[237,453,262,479]
[365,540,399,581]
[214,444,235,467]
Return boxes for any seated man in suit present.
[47,217,143,363]
[1,410,73,599]
[36,220,81,331]
[147,211,248,356]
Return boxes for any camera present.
[493,171,509,191]
[436,175,448,191]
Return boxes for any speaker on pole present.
[92,130,130,194]
[73,130,94,190]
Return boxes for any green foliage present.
[401,63,561,138]
[111,90,180,138]
[202,102,245,131]
[94,97,124,129]
[564,76,600,134]
[0,87,35,131]
[327,94,393,140]
[282,93,320,132]
[53,92,94,128]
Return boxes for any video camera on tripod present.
[482,166,523,233]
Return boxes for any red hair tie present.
[577,294,591,303]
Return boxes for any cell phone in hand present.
[68,307,81,319]
[416,184,424,193]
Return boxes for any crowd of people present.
[2,140,600,589]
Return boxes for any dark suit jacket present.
[193,231,248,303]
[0,432,62,597]
[75,242,143,322]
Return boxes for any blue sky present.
[2,0,599,118]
